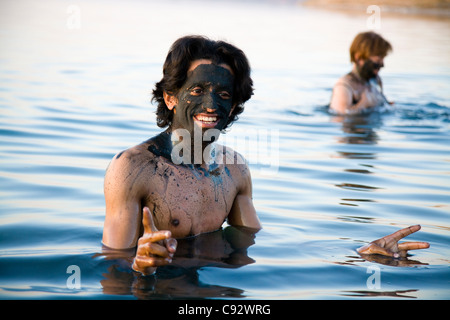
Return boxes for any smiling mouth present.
[193,114,220,128]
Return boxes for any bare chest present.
[346,75,384,105]
[143,162,238,238]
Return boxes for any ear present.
[163,91,178,110]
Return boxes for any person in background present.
[330,31,393,115]
[328,32,429,259]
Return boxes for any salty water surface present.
[0,0,449,299]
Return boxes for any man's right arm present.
[102,149,177,275]
[330,82,374,115]
[102,151,143,250]
[330,82,353,115]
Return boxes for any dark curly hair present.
[152,35,253,130]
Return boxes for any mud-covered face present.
[357,57,384,81]
[172,63,234,133]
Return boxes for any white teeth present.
[196,115,217,122]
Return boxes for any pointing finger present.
[386,225,421,242]
[142,206,159,234]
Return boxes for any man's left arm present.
[227,163,262,230]
[375,75,394,105]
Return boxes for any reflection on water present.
[0,0,449,299]
[335,183,381,191]
[358,253,429,267]
[332,113,382,146]
[342,289,419,299]
[101,265,246,299]
[332,112,383,207]
[98,227,256,299]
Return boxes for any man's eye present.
[190,87,203,95]
[218,91,231,99]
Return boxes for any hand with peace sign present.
[132,207,177,275]
[357,225,430,258]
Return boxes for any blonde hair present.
[350,31,392,63]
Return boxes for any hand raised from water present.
[132,207,177,275]
[359,88,377,109]
[357,225,429,258]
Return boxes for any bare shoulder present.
[220,144,252,191]
[106,143,146,176]
[103,142,159,249]
[334,73,354,90]
[104,142,159,196]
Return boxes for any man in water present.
[102,36,261,275]
[102,35,429,276]
[330,31,393,115]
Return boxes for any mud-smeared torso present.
[120,140,244,239]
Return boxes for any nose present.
[203,93,219,113]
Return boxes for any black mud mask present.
[358,60,378,81]
[171,64,234,134]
